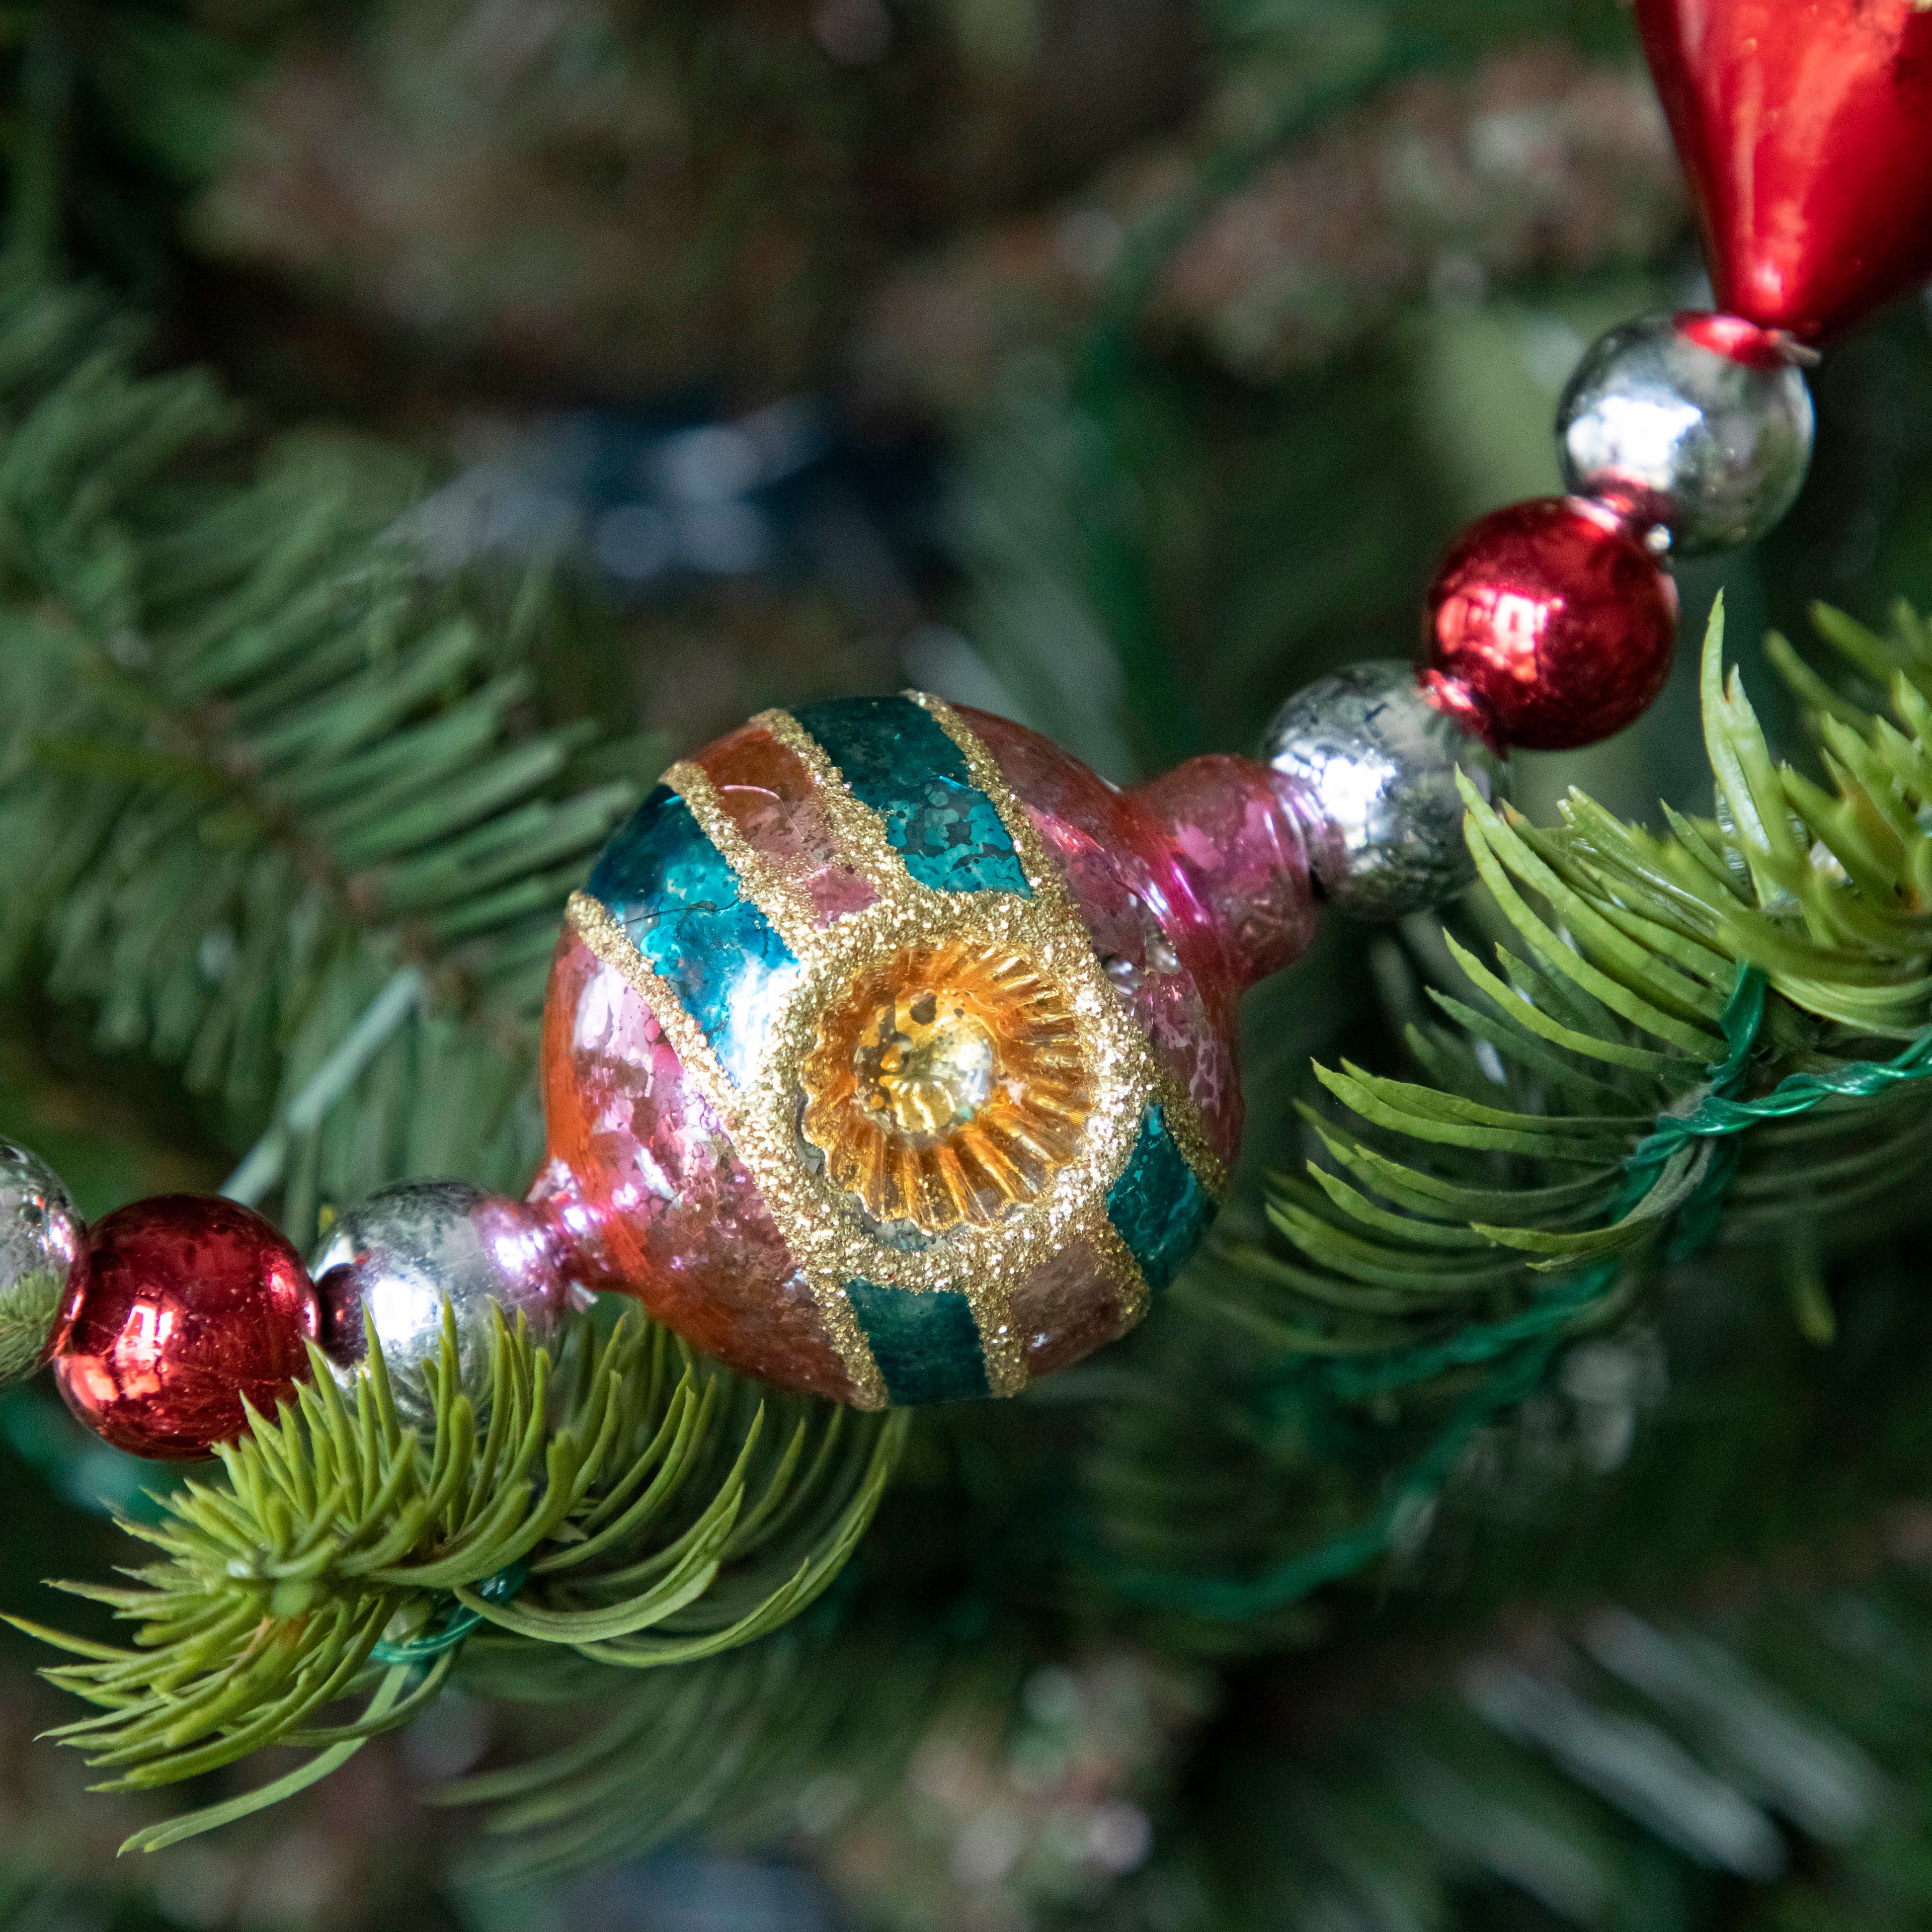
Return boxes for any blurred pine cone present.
[854,46,1686,412]
[189,0,1203,396]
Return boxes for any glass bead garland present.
[311,1181,574,1428]
[54,1195,317,1461]
[10,0,1932,1444]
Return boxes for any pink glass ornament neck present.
[1130,755,1320,993]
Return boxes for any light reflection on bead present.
[1261,662,1508,918]
[55,1195,317,1461]
[1557,311,1814,557]
[0,1139,86,1384]
[311,1181,573,1426]
[1422,498,1678,753]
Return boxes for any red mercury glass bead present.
[1421,498,1679,754]
[55,1195,319,1461]
[1636,0,1932,344]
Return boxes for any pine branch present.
[14,1308,905,1852]
[1252,595,1932,1362]
[1062,597,1932,1637]
[0,275,658,1242]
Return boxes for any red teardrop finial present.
[1636,0,1932,343]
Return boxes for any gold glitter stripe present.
[567,893,740,1125]
[756,708,914,899]
[565,894,891,1411]
[718,715,1030,1374]
[972,1276,1027,1399]
[804,1277,889,1411]
[1086,1211,1152,1331]
[914,694,1229,1204]
[663,758,822,957]
[1149,1073,1230,1202]
[911,691,1072,913]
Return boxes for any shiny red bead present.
[1637,0,1932,343]
[1421,499,1678,754]
[55,1196,319,1461]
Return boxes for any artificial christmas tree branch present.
[7,8,1932,1932]
[275,590,1932,1884]
[14,1310,903,1853]
[10,229,1932,1917]
[0,275,657,1248]
[1277,595,1932,1313]
[1067,597,1932,1639]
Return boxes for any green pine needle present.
[14,1307,905,1852]
[1245,591,1932,1414]
[0,275,659,1249]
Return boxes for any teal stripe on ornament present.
[843,1278,991,1405]
[585,783,800,1087]
[791,695,1031,897]
[1107,1105,1217,1294]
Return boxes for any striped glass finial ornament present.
[533,693,1325,1407]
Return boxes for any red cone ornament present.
[1636,0,1932,343]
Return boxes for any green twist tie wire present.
[369,1559,528,1666]
[1632,980,1932,1159]
[1315,965,1768,1407]
[1117,964,1932,1620]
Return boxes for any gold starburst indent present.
[799,938,1093,1235]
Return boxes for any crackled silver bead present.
[1262,662,1508,919]
[0,1139,86,1384]
[1557,311,1814,557]
[312,1181,572,1426]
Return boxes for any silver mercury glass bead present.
[311,1180,573,1426]
[1557,311,1815,558]
[0,1139,87,1384]
[1262,661,1508,920]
